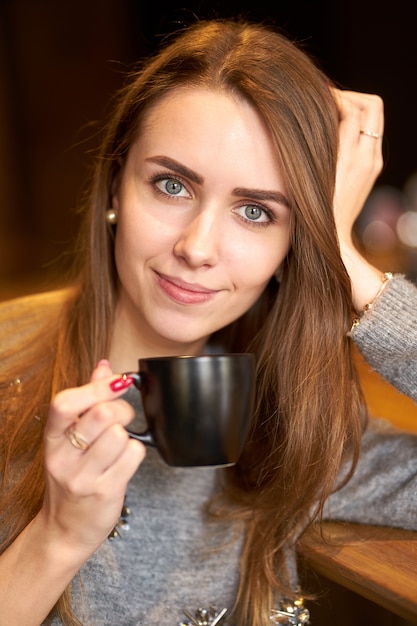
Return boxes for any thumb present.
[90,359,113,382]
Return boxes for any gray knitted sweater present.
[62,277,417,625]
[2,278,416,625]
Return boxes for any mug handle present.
[123,371,156,447]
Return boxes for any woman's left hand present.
[332,88,384,249]
[332,88,387,314]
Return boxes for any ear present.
[110,172,121,211]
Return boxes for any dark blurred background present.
[1,0,417,299]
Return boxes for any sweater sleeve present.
[324,277,417,530]
[324,418,417,530]
[349,275,417,402]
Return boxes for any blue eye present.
[153,176,190,198]
[245,205,264,221]
[236,204,270,224]
[164,179,183,195]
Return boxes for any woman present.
[0,19,416,626]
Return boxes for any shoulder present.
[0,288,74,378]
[0,288,72,333]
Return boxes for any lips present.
[155,271,220,304]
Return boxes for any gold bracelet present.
[351,272,394,328]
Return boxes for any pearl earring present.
[106,208,118,225]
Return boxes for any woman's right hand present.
[0,360,145,626]
[41,359,146,553]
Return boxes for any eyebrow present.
[146,155,290,209]
[233,187,290,209]
[146,156,204,185]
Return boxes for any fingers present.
[73,425,145,490]
[45,364,135,440]
[332,88,384,127]
[44,360,144,481]
[331,88,385,246]
[65,397,135,453]
[49,422,145,497]
[332,87,384,176]
[333,88,384,154]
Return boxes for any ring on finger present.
[65,422,91,451]
[360,129,383,139]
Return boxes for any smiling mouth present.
[155,272,220,304]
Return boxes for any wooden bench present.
[297,349,417,624]
[298,521,417,624]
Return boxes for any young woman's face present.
[112,88,291,356]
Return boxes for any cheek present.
[231,236,289,293]
[113,220,148,283]
[115,211,171,264]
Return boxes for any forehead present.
[129,87,287,192]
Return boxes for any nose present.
[173,207,220,268]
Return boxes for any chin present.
[159,332,207,349]
[152,323,212,351]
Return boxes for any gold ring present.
[360,129,383,139]
[65,422,90,451]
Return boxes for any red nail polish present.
[110,375,134,392]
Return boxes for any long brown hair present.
[0,19,363,625]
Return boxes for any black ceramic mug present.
[125,354,255,467]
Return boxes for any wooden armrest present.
[298,521,417,623]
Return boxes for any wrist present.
[0,513,93,626]
[28,511,96,572]
[351,272,394,329]
[339,242,390,314]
